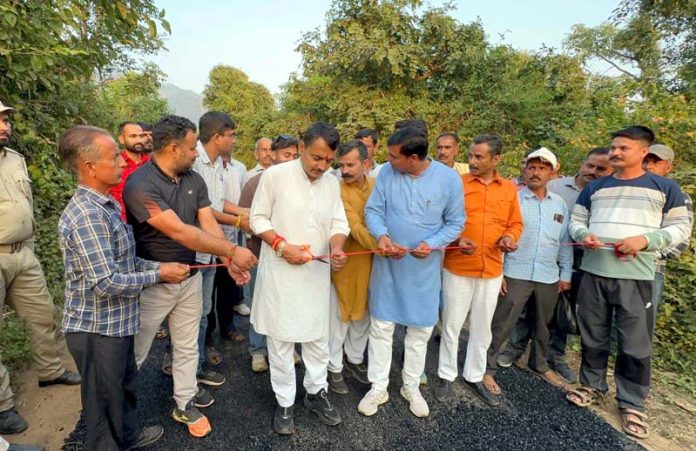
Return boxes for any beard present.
[0,135,9,148]
[125,143,143,153]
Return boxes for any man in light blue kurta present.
[358,126,464,419]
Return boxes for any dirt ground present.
[3,339,695,451]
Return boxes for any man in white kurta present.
[249,122,349,435]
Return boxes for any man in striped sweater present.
[566,126,691,440]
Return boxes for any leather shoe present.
[38,370,81,387]
[0,408,29,434]
[126,425,163,450]
[464,380,501,406]
[273,405,295,435]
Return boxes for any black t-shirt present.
[123,159,211,264]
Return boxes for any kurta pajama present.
[364,161,464,392]
[250,159,349,407]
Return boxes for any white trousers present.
[328,285,370,372]
[267,336,329,407]
[438,270,502,383]
[367,317,433,392]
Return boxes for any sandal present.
[205,345,223,366]
[620,408,650,439]
[227,331,245,343]
[566,386,604,407]
[483,374,502,395]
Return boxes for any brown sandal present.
[566,386,604,407]
[227,331,245,343]
[483,374,502,395]
[620,408,650,439]
[205,345,223,366]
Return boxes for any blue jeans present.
[247,266,267,356]
[198,267,216,370]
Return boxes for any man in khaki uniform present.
[0,101,80,435]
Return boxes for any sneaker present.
[171,401,211,438]
[0,408,28,434]
[126,425,164,450]
[357,388,389,416]
[233,303,251,316]
[344,361,369,385]
[549,361,578,384]
[197,369,225,386]
[433,377,453,402]
[273,405,295,435]
[194,386,214,408]
[400,386,429,417]
[304,388,341,426]
[419,372,428,385]
[497,350,515,368]
[251,354,269,373]
[328,371,349,395]
[38,370,81,387]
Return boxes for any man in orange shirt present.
[436,134,523,406]
[111,121,148,221]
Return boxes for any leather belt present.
[0,242,23,254]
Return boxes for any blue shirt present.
[504,187,573,283]
[365,160,465,327]
[59,186,160,337]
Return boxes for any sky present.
[149,0,621,95]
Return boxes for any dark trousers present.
[577,272,653,411]
[486,277,559,375]
[66,332,138,451]
[206,264,244,342]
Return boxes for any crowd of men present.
[0,98,693,449]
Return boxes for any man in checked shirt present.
[57,126,190,450]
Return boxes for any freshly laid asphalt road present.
[63,320,642,450]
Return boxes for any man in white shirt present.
[242,137,272,186]
[250,122,350,435]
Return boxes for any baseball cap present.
[0,100,16,115]
[647,144,674,163]
[525,147,558,169]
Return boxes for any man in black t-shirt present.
[123,115,256,438]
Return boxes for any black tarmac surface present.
[63,321,642,450]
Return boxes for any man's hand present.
[226,261,251,286]
[410,242,432,259]
[614,235,648,257]
[281,243,312,265]
[331,249,348,271]
[458,237,477,255]
[231,245,257,271]
[239,215,253,234]
[496,236,518,253]
[378,235,407,259]
[559,280,571,292]
[159,263,190,284]
[582,233,603,250]
[500,278,508,296]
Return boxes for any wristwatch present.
[275,241,287,257]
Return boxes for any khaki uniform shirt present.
[0,147,34,245]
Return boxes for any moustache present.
[529,177,541,182]
[341,173,352,179]
[609,156,623,161]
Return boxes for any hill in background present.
[159,83,205,123]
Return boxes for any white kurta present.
[249,159,350,342]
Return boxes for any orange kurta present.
[331,177,378,321]
[444,172,523,278]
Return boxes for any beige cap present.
[0,100,16,115]
[647,144,674,163]
[525,147,558,169]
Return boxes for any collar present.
[77,185,118,207]
[196,142,221,167]
[521,186,551,200]
[464,171,503,185]
[121,151,149,165]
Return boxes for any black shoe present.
[328,371,349,395]
[0,408,28,434]
[464,380,501,406]
[194,386,214,408]
[304,388,341,426]
[273,405,295,435]
[126,425,164,450]
[344,361,369,385]
[38,370,81,387]
[197,369,225,386]
[433,377,453,402]
[550,361,578,384]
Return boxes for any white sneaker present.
[251,354,268,373]
[233,303,251,316]
[358,388,389,416]
[400,386,429,418]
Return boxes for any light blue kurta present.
[365,160,465,327]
